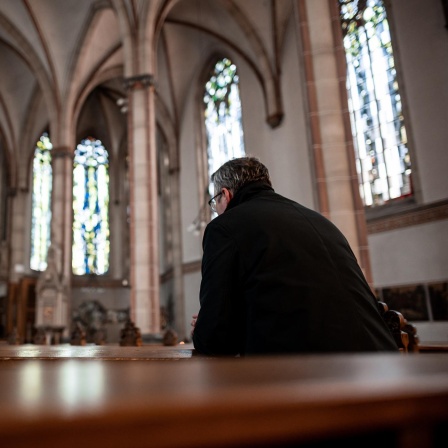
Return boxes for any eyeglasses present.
[208,191,223,213]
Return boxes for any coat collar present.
[225,181,274,212]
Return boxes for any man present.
[192,157,398,356]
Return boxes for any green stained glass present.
[30,132,52,271]
[72,137,110,275]
[204,57,245,199]
[339,0,412,206]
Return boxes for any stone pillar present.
[4,187,21,336]
[169,168,186,339]
[125,74,161,336]
[0,240,8,279]
[44,146,73,334]
[296,0,372,283]
[327,0,373,284]
[8,187,27,283]
[35,243,68,343]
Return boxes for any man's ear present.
[222,188,233,203]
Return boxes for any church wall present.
[179,82,203,265]
[0,150,5,248]
[238,17,315,210]
[388,0,448,204]
[15,166,34,278]
[183,270,202,339]
[236,59,274,166]
[368,0,448,286]
[177,6,346,335]
[369,218,448,338]
[158,194,167,272]
[367,0,448,335]
[369,220,448,286]
[275,12,315,210]
[159,280,173,328]
[177,54,204,331]
[177,11,318,334]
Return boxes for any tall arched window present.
[30,132,52,271]
[72,137,110,275]
[339,0,412,207]
[204,57,245,197]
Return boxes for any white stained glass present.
[30,133,53,271]
[364,182,373,206]
[204,58,245,198]
[339,0,412,206]
[375,137,383,154]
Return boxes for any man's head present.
[210,157,272,215]
[211,156,272,194]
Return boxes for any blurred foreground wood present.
[0,349,447,448]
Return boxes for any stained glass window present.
[30,132,52,271]
[339,0,412,206]
[72,137,110,275]
[204,57,245,198]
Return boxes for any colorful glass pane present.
[30,133,52,271]
[339,0,412,206]
[204,57,245,198]
[72,138,110,275]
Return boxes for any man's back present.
[194,181,398,356]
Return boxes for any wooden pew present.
[377,301,420,353]
[0,342,194,360]
[419,341,448,353]
[0,351,447,448]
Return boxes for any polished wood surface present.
[1,352,448,448]
[418,341,448,352]
[0,342,194,360]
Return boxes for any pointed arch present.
[0,12,59,127]
[153,0,283,128]
[0,90,17,189]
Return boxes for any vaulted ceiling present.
[0,0,294,188]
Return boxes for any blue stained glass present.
[30,133,52,271]
[72,137,110,275]
[339,0,412,206]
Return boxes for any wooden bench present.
[0,342,194,360]
[0,352,447,448]
[377,301,420,353]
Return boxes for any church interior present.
[0,0,447,346]
[0,0,448,446]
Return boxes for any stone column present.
[35,243,68,343]
[8,185,31,340]
[125,74,161,336]
[8,187,28,283]
[44,146,73,334]
[296,0,372,283]
[169,168,186,339]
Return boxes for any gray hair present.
[211,156,272,194]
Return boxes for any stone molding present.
[52,146,73,159]
[124,74,154,90]
[367,200,448,234]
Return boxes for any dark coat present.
[193,181,398,356]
